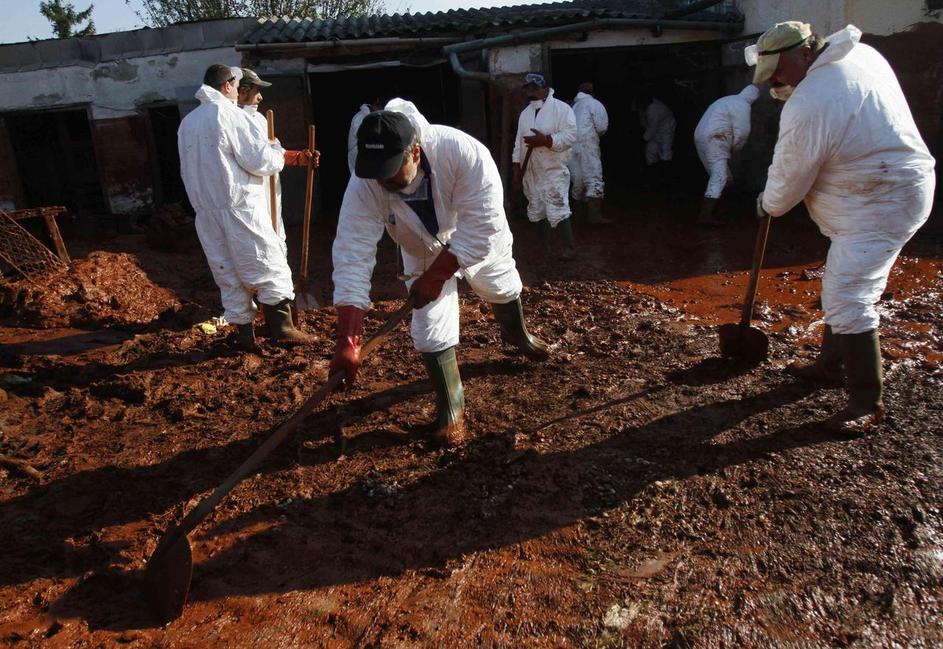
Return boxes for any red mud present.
[0,191,941,647]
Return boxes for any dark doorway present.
[551,41,724,198]
[4,108,106,214]
[308,62,461,216]
[146,105,188,209]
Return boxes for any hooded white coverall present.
[641,98,676,165]
[512,89,578,227]
[179,85,293,326]
[347,104,372,174]
[569,91,609,200]
[242,105,287,255]
[762,25,936,335]
[333,99,523,353]
[694,85,760,198]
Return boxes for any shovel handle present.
[740,213,772,327]
[170,296,415,540]
[266,110,278,233]
[300,125,316,281]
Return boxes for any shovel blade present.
[718,323,769,364]
[293,280,320,311]
[143,527,193,624]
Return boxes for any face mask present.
[769,85,795,102]
[398,167,425,196]
[529,99,544,109]
[243,104,258,113]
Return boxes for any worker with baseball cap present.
[330,99,550,447]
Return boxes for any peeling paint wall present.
[90,116,154,215]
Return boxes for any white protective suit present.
[178,85,292,325]
[333,99,523,353]
[641,98,676,165]
[694,85,760,198]
[241,104,287,254]
[569,91,609,200]
[512,89,578,227]
[761,25,936,335]
[347,104,372,174]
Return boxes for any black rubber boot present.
[696,197,724,226]
[537,219,552,258]
[586,197,612,224]
[828,329,884,433]
[234,323,257,351]
[491,298,550,361]
[557,217,576,260]
[787,325,843,385]
[421,347,465,447]
[261,298,317,346]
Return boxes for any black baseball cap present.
[355,110,417,180]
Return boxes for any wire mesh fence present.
[0,208,67,285]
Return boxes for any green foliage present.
[39,0,96,38]
[134,0,387,28]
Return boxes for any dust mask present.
[769,85,795,102]
[529,99,545,110]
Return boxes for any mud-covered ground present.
[1,192,941,647]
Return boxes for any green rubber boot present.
[261,298,317,346]
[829,329,884,433]
[491,298,550,361]
[234,323,257,351]
[421,347,466,447]
[558,217,576,261]
[787,325,843,385]
[537,218,552,258]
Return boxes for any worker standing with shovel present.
[331,99,551,447]
[748,22,935,432]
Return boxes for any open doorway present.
[4,108,106,214]
[146,105,188,210]
[308,62,461,216]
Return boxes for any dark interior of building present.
[146,105,188,209]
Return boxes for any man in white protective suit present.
[569,82,612,225]
[512,72,579,260]
[639,90,676,184]
[347,99,381,174]
[237,68,320,271]
[330,100,550,447]
[178,64,317,350]
[693,84,761,226]
[750,22,936,432]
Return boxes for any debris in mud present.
[0,252,180,329]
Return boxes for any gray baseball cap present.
[239,68,272,88]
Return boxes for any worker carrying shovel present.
[331,99,551,446]
[749,22,935,432]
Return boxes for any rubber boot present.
[787,325,843,385]
[557,217,577,261]
[537,218,552,262]
[586,197,612,224]
[234,323,258,351]
[491,298,550,361]
[828,329,884,433]
[571,199,587,222]
[261,298,317,346]
[696,197,724,226]
[421,347,465,447]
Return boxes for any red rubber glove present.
[523,129,553,149]
[409,248,460,309]
[330,305,365,390]
[284,149,320,167]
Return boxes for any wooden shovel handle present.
[170,295,415,539]
[740,214,772,327]
[266,110,278,232]
[300,125,316,281]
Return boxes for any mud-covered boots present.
[696,197,724,227]
[558,217,577,261]
[421,347,465,447]
[262,298,317,346]
[586,197,612,225]
[537,219,552,260]
[828,329,884,433]
[787,324,843,385]
[234,322,258,351]
[491,298,550,361]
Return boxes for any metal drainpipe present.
[444,17,743,83]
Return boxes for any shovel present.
[266,110,278,233]
[143,296,415,624]
[294,124,319,311]
[718,213,771,363]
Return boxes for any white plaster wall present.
[0,46,238,119]
[844,0,943,35]
[489,44,542,75]
[738,0,846,36]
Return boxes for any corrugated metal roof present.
[241,0,743,44]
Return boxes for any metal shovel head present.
[718,322,769,364]
[143,526,193,624]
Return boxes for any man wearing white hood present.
[750,22,936,432]
[693,84,761,226]
[178,64,316,349]
[331,99,550,447]
[570,82,611,225]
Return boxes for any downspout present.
[444,17,743,82]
